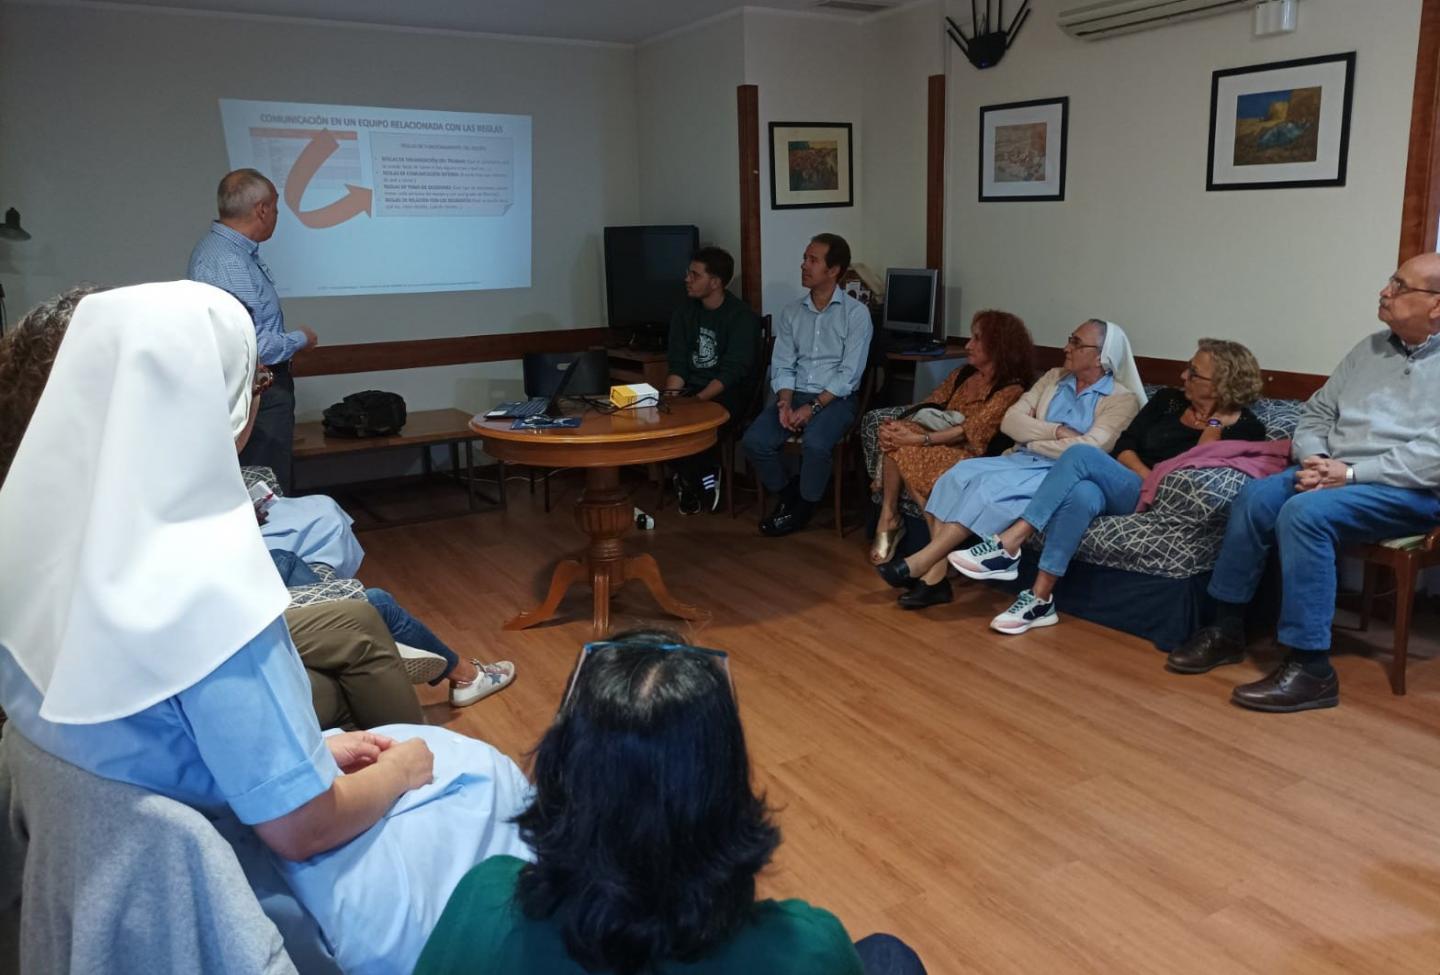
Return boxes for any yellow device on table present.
[609,383,660,409]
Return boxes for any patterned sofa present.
[241,466,366,608]
[866,393,1304,650]
[1009,393,1302,649]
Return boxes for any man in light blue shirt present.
[743,233,873,536]
[188,168,318,491]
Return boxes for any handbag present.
[907,406,966,432]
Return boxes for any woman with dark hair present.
[417,630,927,975]
[862,309,1035,563]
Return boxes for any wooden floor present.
[355,475,1440,974]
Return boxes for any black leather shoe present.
[1166,625,1245,674]
[760,501,812,537]
[876,554,919,590]
[898,578,953,610]
[1231,660,1339,713]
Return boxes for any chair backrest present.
[522,350,610,399]
[740,318,777,426]
[0,727,299,974]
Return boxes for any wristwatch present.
[922,432,933,447]
[1344,466,1355,485]
[809,399,826,415]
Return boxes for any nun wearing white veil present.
[874,318,1144,609]
[0,282,531,975]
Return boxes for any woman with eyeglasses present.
[876,319,1145,610]
[951,339,1267,633]
[0,283,531,974]
[416,630,928,975]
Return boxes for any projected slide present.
[218,99,532,297]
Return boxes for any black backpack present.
[322,390,408,438]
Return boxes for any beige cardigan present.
[999,367,1141,460]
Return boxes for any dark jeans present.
[670,385,748,490]
[269,550,460,683]
[1207,467,1440,650]
[855,933,927,975]
[741,391,858,503]
[240,363,295,493]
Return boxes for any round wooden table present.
[470,399,728,634]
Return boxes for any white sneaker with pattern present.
[990,589,1057,634]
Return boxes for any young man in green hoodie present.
[664,246,761,513]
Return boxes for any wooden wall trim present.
[1028,345,1327,402]
[1400,0,1440,262]
[291,326,613,378]
[738,84,763,314]
[926,74,946,273]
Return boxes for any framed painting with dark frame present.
[768,122,854,210]
[979,97,1068,202]
[1207,52,1356,191]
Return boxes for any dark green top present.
[666,291,761,393]
[413,856,865,975]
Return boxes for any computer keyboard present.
[485,397,550,419]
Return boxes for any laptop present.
[485,356,586,420]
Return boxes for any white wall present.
[743,9,867,314]
[0,2,640,418]
[636,13,746,276]
[862,1,944,279]
[942,0,1423,373]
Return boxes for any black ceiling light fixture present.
[947,0,1031,70]
[0,208,31,241]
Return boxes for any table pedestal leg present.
[504,465,705,633]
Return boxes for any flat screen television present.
[882,267,939,337]
[603,225,700,347]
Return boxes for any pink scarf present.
[1136,438,1292,512]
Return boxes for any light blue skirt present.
[262,495,365,578]
[925,452,1058,537]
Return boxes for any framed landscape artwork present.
[1207,52,1356,191]
[979,97,1068,202]
[769,122,854,209]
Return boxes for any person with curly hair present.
[416,630,927,975]
[951,339,1267,633]
[863,309,1035,564]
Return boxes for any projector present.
[609,383,660,409]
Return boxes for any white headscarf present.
[0,281,290,724]
[1098,320,1148,406]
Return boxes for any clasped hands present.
[1295,455,1350,492]
[877,419,926,451]
[326,730,434,788]
[778,400,816,433]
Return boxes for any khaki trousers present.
[284,600,424,730]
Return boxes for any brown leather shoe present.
[1231,660,1339,713]
[1165,625,1245,674]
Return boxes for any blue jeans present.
[1208,467,1440,650]
[1020,445,1142,578]
[854,934,927,975]
[269,551,460,683]
[742,392,858,502]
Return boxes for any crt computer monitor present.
[882,268,939,336]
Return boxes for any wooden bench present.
[292,407,500,522]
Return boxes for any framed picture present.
[1206,52,1356,191]
[768,122,853,210]
[979,97,1068,202]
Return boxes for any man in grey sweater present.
[1166,252,1440,712]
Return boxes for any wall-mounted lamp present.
[0,208,31,242]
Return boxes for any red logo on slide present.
[284,130,373,229]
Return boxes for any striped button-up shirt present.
[771,288,873,398]
[187,223,306,365]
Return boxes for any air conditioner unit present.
[1058,0,1252,40]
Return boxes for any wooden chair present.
[755,356,882,537]
[723,316,775,517]
[1350,526,1440,695]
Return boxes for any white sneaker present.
[990,590,1058,634]
[450,660,517,708]
[949,535,1021,580]
[396,643,449,684]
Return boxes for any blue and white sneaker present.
[948,535,1021,580]
[990,589,1058,634]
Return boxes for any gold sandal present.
[870,525,905,564]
